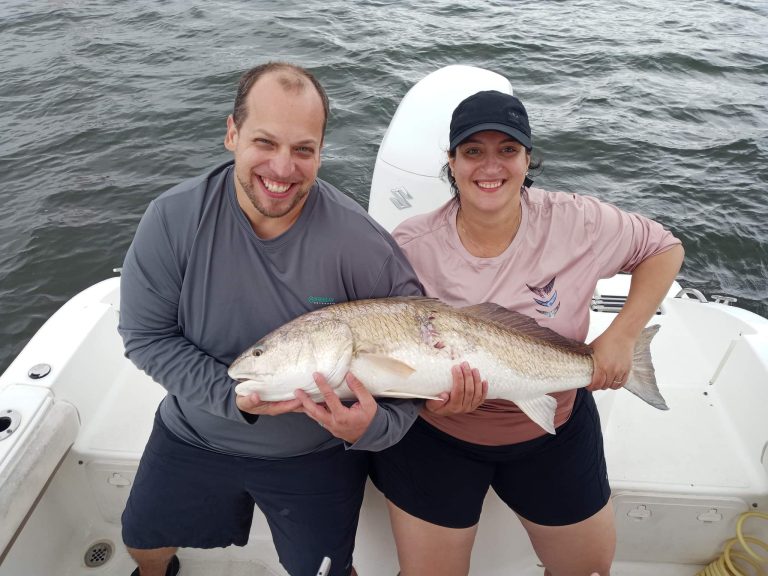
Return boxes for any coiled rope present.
[697,511,768,576]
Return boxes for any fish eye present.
[252,348,263,357]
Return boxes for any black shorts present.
[370,388,610,528]
[122,412,368,576]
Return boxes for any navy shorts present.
[370,388,610,528]
[122,412,368,576]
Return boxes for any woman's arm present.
[588,244,684,390]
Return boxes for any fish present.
[228,297,668,434]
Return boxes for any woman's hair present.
[441,149,543,200]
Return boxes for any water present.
[1,0,766,373]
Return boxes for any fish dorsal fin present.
[460,302,593,356]
[370,296,444,306]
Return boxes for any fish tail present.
[624,324,668,410]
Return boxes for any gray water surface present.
[1,0,766,372]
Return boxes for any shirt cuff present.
[345,399,423,452]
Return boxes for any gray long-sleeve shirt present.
[118,161,424,458]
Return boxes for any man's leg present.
[247,446,368,576]
[122,412,255,573]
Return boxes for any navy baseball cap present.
[449,90,532,151]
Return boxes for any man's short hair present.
[232,62,330,140]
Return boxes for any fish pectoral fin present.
[356,352,416,378]
[375,390,443,401]
[515,395,558,435]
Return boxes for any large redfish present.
[229,297,667,434]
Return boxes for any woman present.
[369,90,684,576]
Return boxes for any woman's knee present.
[387,500,476,576]
[519,502,616,576]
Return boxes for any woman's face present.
[448,130,530,214]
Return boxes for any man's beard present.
[237,172,311,219]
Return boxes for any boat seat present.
[0,385,79,556]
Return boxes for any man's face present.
[225,73,325,230]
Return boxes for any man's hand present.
[295,372,378,444]
[587,329,635,392]
[236,392,304,416]
[424,361,488,416]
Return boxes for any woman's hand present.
[587,329,635,391]
[588,244,684,392]
[425,362,488,415]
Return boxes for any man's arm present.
[119,201,302,422]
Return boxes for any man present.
[118,62,424,576]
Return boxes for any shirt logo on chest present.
[526,276,560,318]
[308,296,336,306]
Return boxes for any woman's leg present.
[491,391,614,576]
[387,500,477,576]
[369,418,497,576]
[517,500,616,576]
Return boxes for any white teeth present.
[477,180,503,189]
[261,176,291,193]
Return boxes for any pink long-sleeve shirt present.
[393,187,681,445]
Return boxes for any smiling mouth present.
[476,180,504,189]
[259,175,294,196]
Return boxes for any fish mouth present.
[227,366,244,380]
[228,368,275,384]
[234,379,266,396]
[227,361,272,381]
[229,373,272,383]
